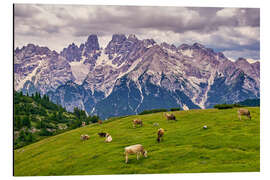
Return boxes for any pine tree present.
[25,133,34,142]
[19,130,26,141]
[22,116,31,128]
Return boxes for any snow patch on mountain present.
[183,104,189,111]
[16,60,45,91]
[199,70,216,109]
[180,49,193,57]
[96,51,119,68]
[69,58,90,84]
[134,81,144,114]
[117,58,142,81]
[227,57,236,62]
[246,58,260,64]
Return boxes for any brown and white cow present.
[124,144,147,163]
[164,113,176,121]
[238,108,251,120]
[80,134,90,142]
[132,119,143,128]
[157,128,165,143]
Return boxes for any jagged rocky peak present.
[191,42,205,49]
[127,34,138,41]
[190,43,220,60]
[111,34,127,43]
[217,52,226,59]
[178,43,191,50]
[21,43,50,54]
[15,43,52,60]
[237,57,248,62]
[142,39,156,47]
[235,57,251,68]
[160,42,177,51]
[85,34,100,52]
[60,43,82,62]
[105,34,127,55]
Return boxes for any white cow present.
[124,144,147,163]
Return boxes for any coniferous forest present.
[14,91,100,149]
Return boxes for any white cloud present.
[216,8,238,18]
[14,4,260,60]
[223,49,260,60]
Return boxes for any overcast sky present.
[14,4,260,60]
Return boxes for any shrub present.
[214,104,234,109]
[39,128,53,136]
[90,115,100,123]
[233,103,244,108]
[139,109,168,115]
[170,107,181,111]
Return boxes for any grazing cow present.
[98,120,103,124]
[164,113,176,121]
[124,144,147,163]
[80,134,90,141]
[153,122,159,127]
[132,119,143,128]
[81,121,86,127]
[105,133,112,142]
[157,128,165,143]
[238,108,251,120]
[98,132,107,137]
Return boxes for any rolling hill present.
[14,107,260,176]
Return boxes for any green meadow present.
[14,107,260,176]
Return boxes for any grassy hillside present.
[14,107,260,176]
[14,91,100,149]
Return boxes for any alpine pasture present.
[14,107,260,176]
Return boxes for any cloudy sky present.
[14,4,260,60]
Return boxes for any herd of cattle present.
[80,108,252,163]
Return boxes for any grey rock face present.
[14,44,75,95]
[105,34,127,57]
[60,43,82,62]
[84,34,100,54]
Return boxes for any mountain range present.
[14,34,260,119]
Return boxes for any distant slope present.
[239,99,260,107]
[14,108,260,175]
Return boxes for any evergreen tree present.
[14,116,22,130]
[90,115,99,123]
[25,133,34,142]
[18,130,26,141]
[22,116,31,128]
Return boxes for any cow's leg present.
[137,153,139,160]
[125,155,128,163]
